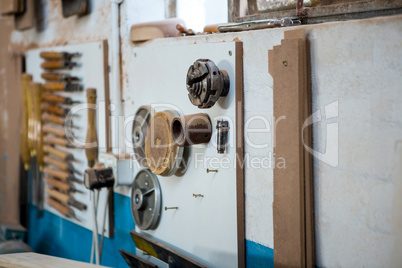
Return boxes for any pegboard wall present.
[26,41,112,237]
[124,41,244,267]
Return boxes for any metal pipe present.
[171,113,212,147]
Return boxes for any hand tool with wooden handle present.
[45,177,83,193]
[43,82,82,92]
[20,74,32,170]
[46,197,81,221]
[41,102,69,116]
[40,51,81,60]
[46,188,86,210]
[44,155,82,175]
[43,145,74,161]
[86,88,98,167]
[41,60,78,70]
[43,135,79,149]
[43,125,66,137]
[42,112,79,129]
[41,92,80,105]
[41,72,80,82]
[44,166,79,182]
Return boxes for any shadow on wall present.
[246,240,274,268]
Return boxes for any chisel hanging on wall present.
[43,145,74,161]
[41,103,70,116]
[42,113,78,129]
[40,51,81,60]
[42,92,80,105]
[46,188,86,210]
[44,167,81,183]
[45,177,83,193]
[41,72,80,82]
[41,60,78,70]
[44,155,81,175]
[43,82,82,92]
[47,197,81,221]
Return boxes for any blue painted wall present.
[28,193,135,267]
[28,193,273,268]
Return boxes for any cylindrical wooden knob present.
[85,88,98,167]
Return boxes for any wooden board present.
[0,16,22,225]
[0,253,109,268]
[124,41,244,267]
[25,41,112,237]
[268,29,314,267]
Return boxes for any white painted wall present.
[11,0,402,265]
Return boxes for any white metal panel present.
[124,42,240,267]
[26,41,111,237]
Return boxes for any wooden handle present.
[47,197,70,216]
[44,167,69,181]
[85,88,98,167]
[45,177,70,192]
[44,155,68,170]
[203,23,226,33]
[43,125,65,137]
[43,136,69,147]
[46,188,70,204]
[41,92,65,104]
[40,52,63,60]
[43,82,66,91]
[41,72,64,81]
[20,74,32,170]
[41,61,65,70]
[43,145,73,161]
[41,102,66,116]
[31,83,44,169]
[42,112,65,125]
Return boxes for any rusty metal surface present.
[171,113,212,147]
[186,59,230,109]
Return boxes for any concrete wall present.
[10,0,402,266]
